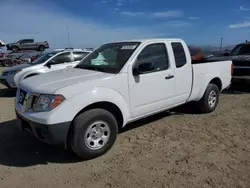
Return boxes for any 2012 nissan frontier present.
[15,38,232,159]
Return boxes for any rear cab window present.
[171,42,187,68]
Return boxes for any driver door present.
[128,43,176,118]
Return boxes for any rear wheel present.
[196,83,219,113]
[69,108,118,160]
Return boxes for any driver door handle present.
[165,75,174,80]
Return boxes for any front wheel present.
[196,83,219,113]
[69,108,118,160]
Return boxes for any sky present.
[1,0,250,49]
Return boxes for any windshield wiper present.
[77,65,106,72]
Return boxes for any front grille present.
[17,88,38,111]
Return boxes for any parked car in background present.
[0,40,5,47]
[18,51,43,63]
[207,41,250,83]
[15,38,232,160]
[6,39,49,52]
[13,48,92,88]
[0,48,91,89]
[0,51,43,67]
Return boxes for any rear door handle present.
[165,75,174,79]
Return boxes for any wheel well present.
[209,77,222,91]
[74,102,123,128]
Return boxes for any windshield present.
[76,42,141,73]
[30,52,57,65]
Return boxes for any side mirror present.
[133,62,155,75]
[46,60,55,68]
[223,52,230,56]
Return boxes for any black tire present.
[39,45,45,51]
[196,83,219,113]
[69,108,118,160]
[11,46,19,52]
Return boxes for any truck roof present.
[110,38,184,43]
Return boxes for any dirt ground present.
[0,67,250,188]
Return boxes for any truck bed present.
[188,60,232,102]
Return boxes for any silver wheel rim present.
[84,121,111,150]
[208,91,217,108]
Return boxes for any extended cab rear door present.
[128,42,176,117]
[170,41,192,103]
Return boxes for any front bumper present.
[15,109,71,148]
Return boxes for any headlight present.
[33,94,65,112]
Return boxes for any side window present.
[50,52,71,65]
[171,42,187,68]
[73,52,89,61]
[135,43,169,73]
[21,39,33,44]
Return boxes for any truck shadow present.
[0,119,81,167]
[0,106,202,167]
[0,88,16,98]
[120,103,201,134]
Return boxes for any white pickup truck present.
[15,38,232,159]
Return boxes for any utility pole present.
[67,26,71,48]
[220,37,223,52]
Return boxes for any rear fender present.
[190,73,222,101]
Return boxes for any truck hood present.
[3,63,32,73]
[20,68,111,94]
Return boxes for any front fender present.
[48,88,131,126]
[14,70,38,87]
